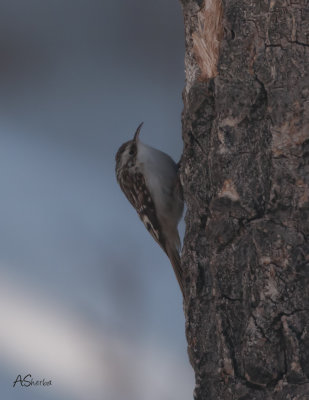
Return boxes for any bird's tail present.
[166,244,185,297]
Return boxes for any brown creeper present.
[115,123,184,296]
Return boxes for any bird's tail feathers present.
[166,244,184,297]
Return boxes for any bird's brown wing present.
[118,169,167,252]
[118,169,184,297]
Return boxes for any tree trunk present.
[179,0,309,399]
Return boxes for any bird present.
[115,122,184,296]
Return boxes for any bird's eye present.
[129,149,134,155]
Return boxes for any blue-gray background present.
[0,1,194,399]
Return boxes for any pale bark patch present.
[218,179,240,202]
[192,0,223,81]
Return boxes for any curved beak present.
[133,122,144,142]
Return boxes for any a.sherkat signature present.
[13,374,52,387]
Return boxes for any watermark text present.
[13,374,52,388]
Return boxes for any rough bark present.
[179,0,309,399]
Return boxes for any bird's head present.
[115,122,143,172]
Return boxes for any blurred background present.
[0,1,194,399]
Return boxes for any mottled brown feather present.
[117,169,167,253]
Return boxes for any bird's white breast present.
[136,141,181,223]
